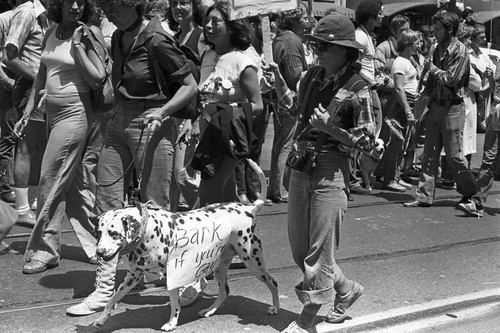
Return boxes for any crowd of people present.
[0,0,499,332]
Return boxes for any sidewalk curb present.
[317,288,500,332]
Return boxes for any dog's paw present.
[267,305,279,315]
[161,322,177,331]
[198,307,217,318]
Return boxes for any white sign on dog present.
[166,217,233,289]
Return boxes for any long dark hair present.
[202,0,253,51]
[46,0,95,24]
[165,0,204,32]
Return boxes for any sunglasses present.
[310,42,335,54]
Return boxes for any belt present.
[432,98,462,106]
[301,140,340,150]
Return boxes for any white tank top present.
[42,25,91,95]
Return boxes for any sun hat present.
[305,13,363,49]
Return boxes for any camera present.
[286,147,317,174]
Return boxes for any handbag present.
[191,103,256,178]
[81,24,114,113]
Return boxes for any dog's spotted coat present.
[93,201,279,331]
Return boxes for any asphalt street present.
[0,121,499,333]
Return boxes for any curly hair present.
[355,0,383,25]
[275,4,306,31]
[94,0,148,16]
[165,0,205,32]
[46,0,95,24]
[202,0,253,51]
[432,11,460,36]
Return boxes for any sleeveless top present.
[41,24,90,95]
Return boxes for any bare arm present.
[239,66,263,115]
[144,73,198,132]
[393,73,414,122]
[72,25,106,90]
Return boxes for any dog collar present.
[120,202,149,255]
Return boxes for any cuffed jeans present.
[25,92,97,264]
[268,111,297,200]
[95,98,173,214]
[288,147,349,306]
[415,101,477,205]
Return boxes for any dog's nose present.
[95,248,104,257]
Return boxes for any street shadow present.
[74,295,297,332]
[371,191,414,202]
[38,269,129,298]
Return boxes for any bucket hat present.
[305,13,363,49]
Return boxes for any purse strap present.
[80,24,110,83]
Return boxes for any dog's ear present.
[121,215,141,243]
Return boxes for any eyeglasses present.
[204,16,224,28]
[310,42,334,54]
[171,0,191,7]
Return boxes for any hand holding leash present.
[143,113,163,132]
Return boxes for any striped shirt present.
[5,0,46,75]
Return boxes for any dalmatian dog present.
[359,138,385,192]
[92,160,279,331]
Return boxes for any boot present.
[66,255,118,316]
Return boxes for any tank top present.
[42,25,91,95]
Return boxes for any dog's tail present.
[246,158,267,215]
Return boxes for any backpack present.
[146,30,201,120]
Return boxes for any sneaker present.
[326,282,364,323]
[382,180,406,192]
[457,200,484,218]
[403,200,431,207]
[178,278,208,307]
[398,178,413,190]
[281,321,317,333]
[16,210,36,228]
[439,180,456,190]
[350,184,371,195]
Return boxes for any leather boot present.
[66,255,118,316]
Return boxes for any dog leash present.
[128,126,152,206]
[96,124,152,190]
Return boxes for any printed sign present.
[228,0,299,20]
[166,217,232,290]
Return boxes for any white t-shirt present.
[199,49,257,104]
[391,56,418,96]
[355,26,375,83]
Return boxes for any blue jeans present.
[268,111,297,199]
[95,99,174,214]
[415,101,476,204]
[170,117,199,211]
[235,105,270,195]
[287,147,349,306]
[25,93,97,264]
[476,118,500,204]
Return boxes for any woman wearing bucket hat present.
[282,13,377,333]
